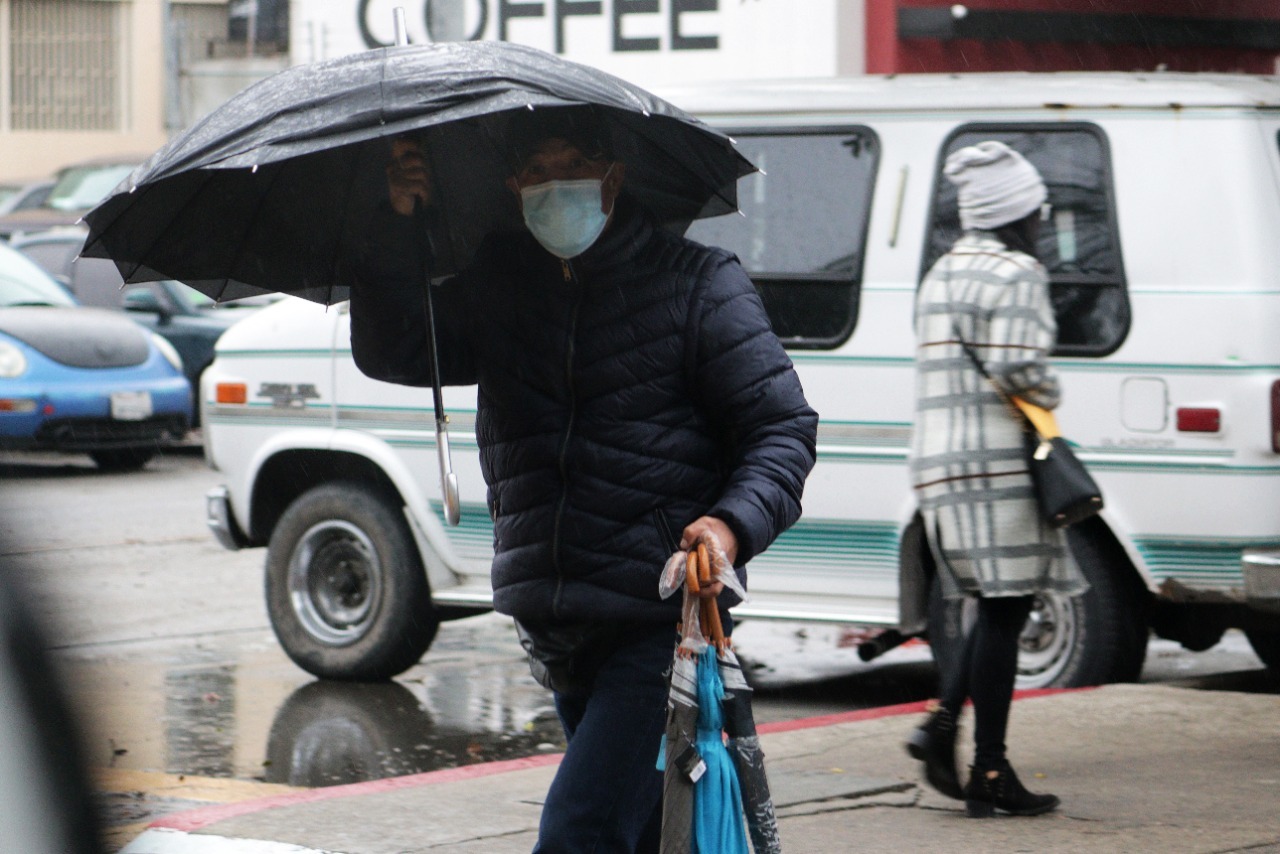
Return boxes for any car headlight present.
[0,341,28,378]
[151,333,184,373]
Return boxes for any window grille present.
[10,0,121,131]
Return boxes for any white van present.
[203,71,1280,687]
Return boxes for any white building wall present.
[291,0,863,92]
[0,0,178,182]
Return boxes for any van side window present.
[923,124,1130,357]
[685,129,879,349]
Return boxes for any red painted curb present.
[755,686,1090,735]
[152,685,1094,832]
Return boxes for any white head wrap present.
[944,141,1047,231]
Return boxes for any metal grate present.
[9,0,121,131]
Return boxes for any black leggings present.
[938,595,1035,770]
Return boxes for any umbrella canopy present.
[81,40,756,306]
[717,645,783,854]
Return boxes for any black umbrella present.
[81,37,755,527]
[80,40,754,305]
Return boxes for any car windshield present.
[46,164,135,212]
[0,245,76,307]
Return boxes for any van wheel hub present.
[288,520,383,646]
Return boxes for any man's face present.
[506,137,625,214]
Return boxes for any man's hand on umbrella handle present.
[387,137,431,217]
[680,515,737,599]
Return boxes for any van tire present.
[926,527,1147,689]
[1244,629,1280,676]
[266,482,438,681]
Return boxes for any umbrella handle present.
[700,597,726,648]
[436,425,461,527]
[697,545,727,647]
[415,198,461,527]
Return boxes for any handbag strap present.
[941,256,1060,441]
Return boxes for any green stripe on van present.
[427,511,901,575]
[1132,536,1280,590]
[756,519,900,573]
[429,501,494,559]
[787,352,1280,374]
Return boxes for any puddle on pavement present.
[59,616,566,789]
[260,671,564,787]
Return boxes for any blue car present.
[0,242,192,470]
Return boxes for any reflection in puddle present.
[63,616,566,788]
[262,673,562,787]
[248,644,570,786]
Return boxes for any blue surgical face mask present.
[519,168,614,259]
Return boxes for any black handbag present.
[1018,405,1104,528]
[950,319,1103,528]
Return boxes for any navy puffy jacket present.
[350,198,818,624]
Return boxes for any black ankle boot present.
[905,703,963,800]
[963,761,1060,817]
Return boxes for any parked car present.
[0,156,140,241]
[0,179,54,217]
[0,241,191,470]
[10,227,268,426]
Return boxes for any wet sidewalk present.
[118,684,1280,854]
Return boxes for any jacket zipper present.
[550,258,580,616]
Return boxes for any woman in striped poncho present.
[905,141,1086,818]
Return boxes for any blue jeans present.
[533,622,677,854]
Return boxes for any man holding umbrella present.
[349,104,816,853]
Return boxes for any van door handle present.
[889,165,908,248]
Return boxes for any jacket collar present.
[573,194,651,275]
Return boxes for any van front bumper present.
[1242,549,1280,615]
[206,485,250,551]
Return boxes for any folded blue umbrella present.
[693,644,749,854]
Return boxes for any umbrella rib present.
[325,142,378,306]
[108,171,220,291]
[219,164,286,299]
[612,112,748,217]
